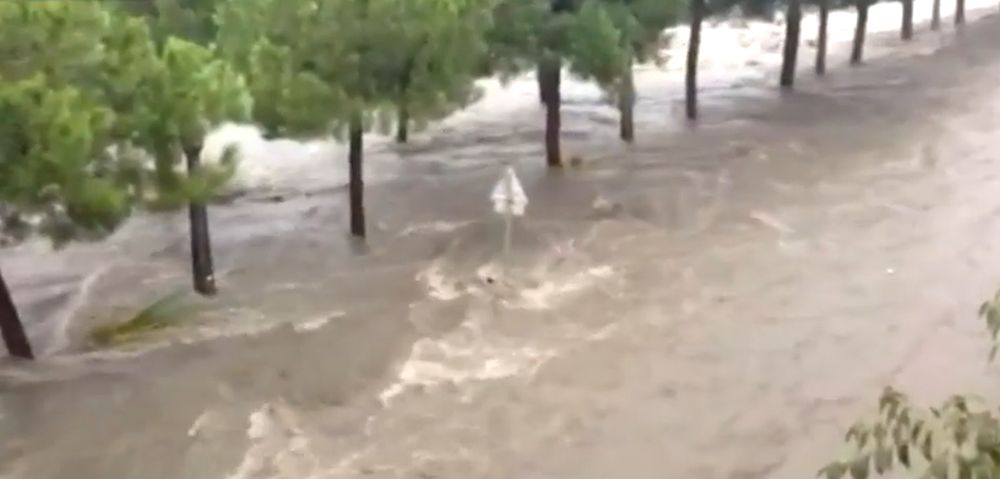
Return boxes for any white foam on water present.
[399,220,474,237]
[226,402,320,479]
[514,265,617,311]
[379,330,556,407]
[416,263,464,301]
[381,261,619,407]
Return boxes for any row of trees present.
[0,0,979,359]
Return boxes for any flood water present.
[2,2,1000,478]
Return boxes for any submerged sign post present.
[490,165,527,259]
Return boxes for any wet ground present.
[3,4,1000,479]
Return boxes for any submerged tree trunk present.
[816,0,829,75]
[931,0,941,30]
[348,112,366,237]
[901,0,914,40]
[955,0,965,26]
[618,56,636,142]
[851,0,870,65]
[686,0,704,120]
[0,266,33,359]
[780,0,802,88]
[184,144,217,296]
[396,104,409,144]
[537,62,549,105]
[541,58,562,167]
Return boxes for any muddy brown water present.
[3,10,1000,479]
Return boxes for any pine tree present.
[113,0,251,296]
[0,1,244,357]
[593,0,679,142]
[218,0,491,238]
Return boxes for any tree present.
[0,79,123,360]
[113,0,256,295]
[901,0,914,40]
[816,0,830,75]
[931,0,941,30]
[590,0,677,142]
[822,290,1000,479]
[116,0,220,45]
[132,38,251,295]
[487,0,580,167]
[219,0,489,236]
[851,0,870,65]
[955,0,966,26]
[487,0,642,164]
[780,0,803,87]
[388,0,490,144]
[0,1,159,358]
[686,0,705,119]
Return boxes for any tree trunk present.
[537,62,549,105]
[396,104,409,144]
[618,56,635,142]
[0,265,33,359]
[780,0,802,88]
[901,0,914,40]
[686,0,704,121]
[931,0,941,30]
[348,112,366,237]
[184,144,217,296]
[955,0,965,26]
[541,58,562,167]
[816,0,829,75]
[851,0,869,65]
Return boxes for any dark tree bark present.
[901,0,914,40]
[816,0,829,75]
[184,144,217,296]
[537,62,549,105]
[618,56,636,142]
[0,266,33,359]
[931,0,941,30]
[851,0,870,65]
[780,0,802,88]
[686,0,704,121]
[348,112,366,237]
[540,58,562,167]
[396,104,409,144]
[955,0,965,26]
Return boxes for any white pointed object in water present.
[491,166,528,217]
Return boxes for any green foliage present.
[0,0,109,84]
[112,0,220,45]
[825,388,1000,479]
[88,291,197,347]
[0,0,246,244]
[218,0,489,139]
[979,290,1000,361]
[825,290,1000,479]
[0,77,129,244]
[486,0,677,99]
[568,1,628,88]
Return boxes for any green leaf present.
[875,445,894,474]
[923,434,935,460]
[960,461,973,479]
[820,462,848,479]
[930,456,948,479]
[850,454,871,479]
[899,444,912,467]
